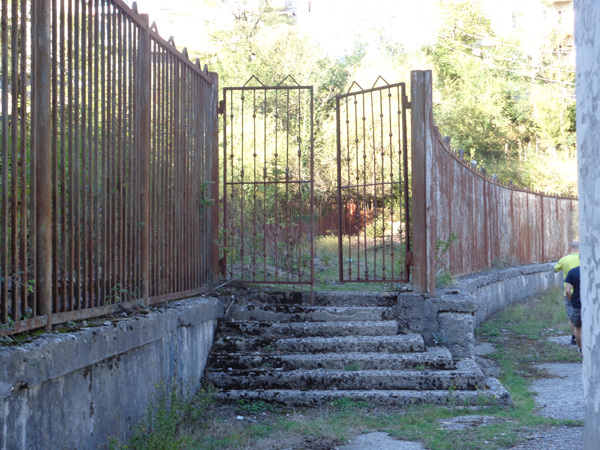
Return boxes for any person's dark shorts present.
[571,307,582,328]
[565,296,575,321]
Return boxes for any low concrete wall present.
[0,296,223,450]
[458,262,563,327]
[395,263,563,358]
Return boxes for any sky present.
[294,0,439,55]
[132,0,440,56]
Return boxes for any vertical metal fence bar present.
[51,0,58,313]
[116,8,124,300]
[19,0,28,317]
[336,95,343,282]
[1,0,9,323]
[105,1,113,304]
[137,14,150,303]
[33,0,53,327]
[10,0,19,319]
[58,0,67,312]
[98,0,106,305]
[92,0,100,307]
[126,16,133,296]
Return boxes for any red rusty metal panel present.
[424,118,578,279]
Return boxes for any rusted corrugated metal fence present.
[0,0,219,336]
[430,135,577,276]
[411,70,578,295]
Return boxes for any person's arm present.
[554,260,563,273]
[565,282,573,301]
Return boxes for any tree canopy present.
[184,0,577,197]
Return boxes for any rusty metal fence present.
[222,76,315,287]
[431,132,577,275]
[336,79,411,283]
[0,0,219,336]
[410,70,578,295]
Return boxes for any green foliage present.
[330,397,370,411]
[435,232,458,264]
[237,399,281,414]
[106,283,139,304]
[110,381,215,450]
[432,332,449,347]
[434,233,458,288]
[427,1,577,195]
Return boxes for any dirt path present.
[475,335,584,450]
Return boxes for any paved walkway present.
[338,432,425,450]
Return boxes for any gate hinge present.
[406,251,413,266]
[217,100,224,115]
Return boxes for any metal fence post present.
[209,72,220,281]
[410,70,436,295]
[137,14,151,303]
[33,0,53,329]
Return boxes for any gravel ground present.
[505,425,583,450]
[472,333,585,450]
[530,362,584,421]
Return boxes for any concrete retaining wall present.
[0,296,223,450]
[395,263,563,358]
[458,262,563,327]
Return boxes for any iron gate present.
[336,78,411,282]
[221,76,315,287]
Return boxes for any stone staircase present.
[205,293,511,407]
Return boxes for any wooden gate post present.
[410,70,436,295]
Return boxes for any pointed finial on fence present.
[471,160,477,170]
[442,136,451,150]
[168,36,176,46]
[508,179,513,187]
[481,167,487,176]
[204,64,209,74]
[132,2,139,13]
[182,47,189,59]
[195,58,201,68]
[492,173,498,182]
[150,21,158,33]
[459,149,464,160]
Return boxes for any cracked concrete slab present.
[338,432,426,450]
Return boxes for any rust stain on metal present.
[0,0,219,336]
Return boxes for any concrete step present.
[206,360,484,391]
[212,333,425,354]
[218,320,399,338]
[213,377,511,407]
[310,291,401,307]
[246,291,401,307]
[208,347,455,371]
[229,305,393,323]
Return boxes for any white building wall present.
[574,0,600,448]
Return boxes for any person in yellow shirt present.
[554,240,580,345]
